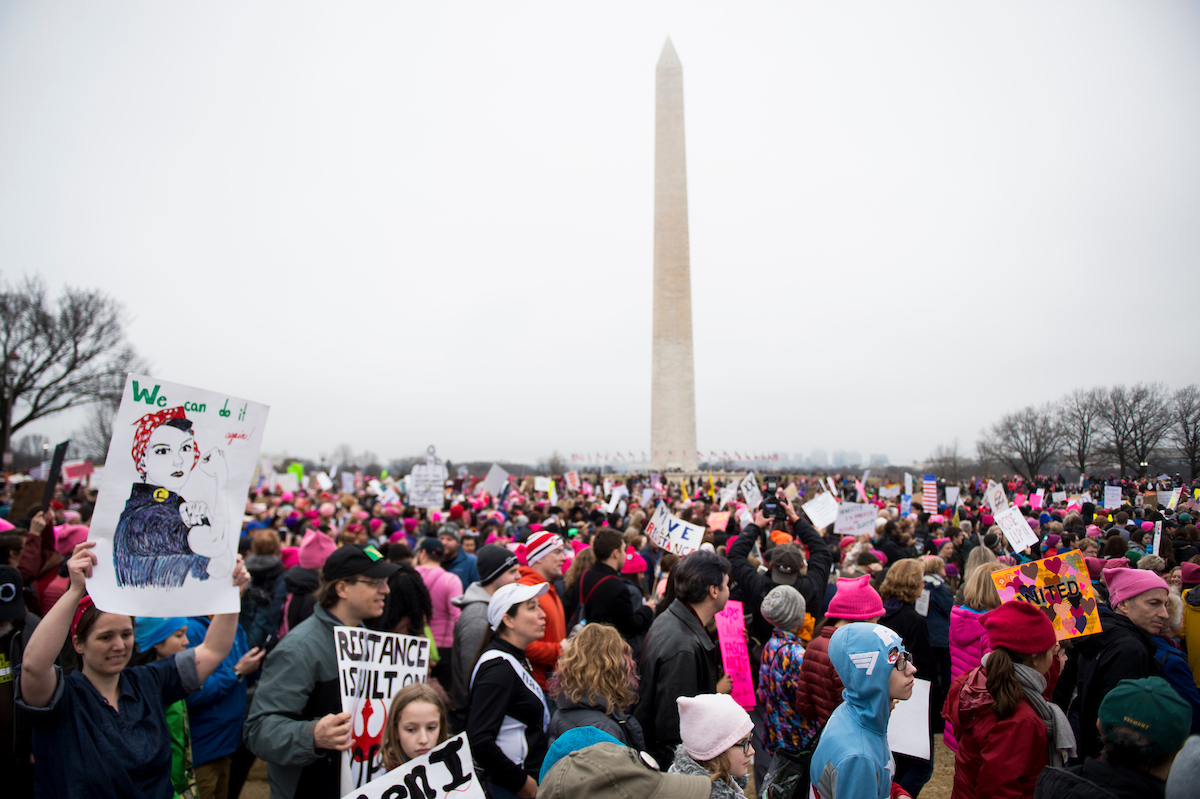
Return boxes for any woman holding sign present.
[15,541,248,799]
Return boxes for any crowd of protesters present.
[3,467,1200,799]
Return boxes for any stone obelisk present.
[650,38,698,472]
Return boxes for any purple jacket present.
[946,605,990,752]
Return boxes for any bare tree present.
[1171,384,1200,482]
[1056,387,1107,476]
[0,275,146,456]
[1101,383,1173,476]
[928,439,966,482]
[977,403,1063,482]
[329,443,357,468]
[546,450,567,476]
[72,401,118,462]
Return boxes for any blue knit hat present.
[134,617,188,652]
[539,727,624,782]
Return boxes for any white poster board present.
[1052,491,1067,504]
[275,473,300,494]
[335,626,431,794]
[645,501,704,556]
[984,481,1008,512]
[718,484,738,510]
[879,485,901,499]
[86,375,268,616]
[802,492,839,530]
[740,473,763,510]
[348,733,484,799]
[1104,485,1123,510]
[995,506,1039,551]
[534,476,552,493]
[479,463,509,497]
[564,471,581,493]
[834,502,877,538]
[341,472,356,493]
[887,678,931,760]
[315,471,334,491]
[409,447,448,509]
[944,487,960,508]
[904,473,913,497]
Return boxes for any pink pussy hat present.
[1104,566,1169,608]
[826,574,885,620]
[299,529,337,569]
[55,525,89,557]
[677,694,754,761]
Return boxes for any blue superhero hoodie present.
[809,622,906,799]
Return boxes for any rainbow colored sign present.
[991,551,1103,641]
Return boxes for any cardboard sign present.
[1104,485,1123,511]
[714,599,755,709]
[348,733,484,799]
[984,481,1008,512]
[1052,491,1067,504]
[707,511,731,531]
[409,448,447,509]
[87,375,269,616]
[994,506,1039,552]
[644,501,703,556]
[991,552,1103,641]
[564,471,580,493]
[335,626,431,794]
[802,492,839,529]
[718,484,738,510]
[740,473,763,510]
[834,502,877,538]
[479,463,509,497]
[888,678,931,760]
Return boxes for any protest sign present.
[1147,522,1163,557]
[1015,493,1027,507]
[87,375,268,616]
[904,473,913,496]
[854,479,867,502]
[740,473,762,510]
[341,472,356,493]
[548,480,558,506]
[275,472,300,493]
[826,477,838,497]
[718,484,737,510]
[534,476,552,493]
[783,482,799,502]
[409,447,447,508]
[802,492,839,530]
[1028,492,1042,510]
[644,501,703,556]
[994,506,1039,552]
[888,678,931,760]
[479,463,509,497]
[316,472,334,491]
[640,487,654,506]
[347,733,484,799]
[603,477,614,497]
[1166,489,1180,510]
[714,599,755,709]
[922,475,938,511]
[834,502,877,538]
[335,626,431,794]
[984,481,1008,512]
[879,485,901,499]
[707,511,731,531]
[564,471,580,493]
[900,495,912,516]
[944,487,960,508]
[61,458,95,484]
[1104,485,1123,510]
[991,552,1103,641]
[1052,491,1067,504]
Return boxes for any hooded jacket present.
[281,566,320,635]
[945,605,990,751]
[546,693,645,750]
[451,582,492,715]
[809,623,905,799]
[1151,635,1200,734]
[942,665,1049,799]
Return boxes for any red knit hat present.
[982,601,1056,655]
[826,575,884,621]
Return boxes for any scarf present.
[982,652,1076,767]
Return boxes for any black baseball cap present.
[418,537,445,556]
[322,544,399,582]
[0,566,24,622]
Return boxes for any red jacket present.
[795,624,843,727]
[942,665,1054,799]
[518,565,565,689]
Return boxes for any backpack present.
[566,573,617,637]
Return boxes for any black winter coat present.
[633,599,720,765]
[466,638,549,793]
[1071,604,1164,759]
[578,562,654,643]
[546,694,645,750]
[1034,757,1166,799]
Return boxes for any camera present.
[761,474,786,521]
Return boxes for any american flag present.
[923,475,938,512]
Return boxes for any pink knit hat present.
[1086,525,1102,538]
[677,694,754,761]
[826,575,885,621]
[0,518,14,532]
[298,529,337,569]
[1104,566,1169,608]
[280,547,300,569]
[54,524,89,557]
[1084,557,1107,582]
[622,547,647,575]
[319,502,336,518]
[1140,521,1154,532]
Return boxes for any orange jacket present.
[518,565,566,688]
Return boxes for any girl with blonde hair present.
[381,683,450,769]
[545,623,643,748]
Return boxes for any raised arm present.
[19,541,96,708]
[193,555,251,683]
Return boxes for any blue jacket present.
[185,616,250,765]
[1153,635,1200,734]
[443,548,478,592]
[810,623,902,799]
[923,575,954,649]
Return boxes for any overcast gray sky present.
[2,2,1198,467]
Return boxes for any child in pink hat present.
[669,694,755,794]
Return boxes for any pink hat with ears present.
[353,510,369,521]
[368,518,384,534]
[403,518,420,534]
[1104,566,1168,608]
[280,547,300,569]
[298,529,337,569]
[280,491,295,502]
[54,525,89,557]
[0,518,15,532]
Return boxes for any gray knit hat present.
[760,584,806,631]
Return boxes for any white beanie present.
[676,694,754,761]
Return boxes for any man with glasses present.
[245,544,397,799]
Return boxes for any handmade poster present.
[602,477,614,497]
[879,485,901,499]
[740,473,763,510]
[335,626,431,794]
[409,447,448,508]
[549,480,558,506]
[718,484,738,510]
[990,552,1102,641]
[984,481,1008,512]
[994,506,1039,552]
[1166,489,1180,510]
[714,599,755,709]
[86,375,268,616]
[922,475,938,510]
[900,495,912,516]
[826,477,838,497]
[854,479,867,502]
[783,482,799,502]
[707,511,731,531]
[1147,523,1163,557]
[341,472,356,493]
[275,472,300,494]
[834,502,877,538]
[348,733,484,799]
[61,459,95,483]
[1015,493,1027,507]
[534,476,552,493]
[316,472,334,491]
[564,471,581,493]
[887,678,931,760]
[1029,492,1042,510]
[944,487,960,508]
[1104,485,1123,511]
[644,501,703,556]
[640,487,655,506]
[802,492,839,529]
[1052,491,1067,504]
[1143,491,1157,509]
[904,473,913,496]
[479,463,509,497]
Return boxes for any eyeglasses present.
[734,737,753,755]
[894,652,915,672]
[348,577,387,590]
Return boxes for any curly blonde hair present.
[879,559,924,605]
[548,623,638,714]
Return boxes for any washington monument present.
[650,38,698,472]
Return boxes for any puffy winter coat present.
[1033,757,1169,799]
[945,605,990,751]
[1152,635,1200,734]
[942,665,1048,799]
[794,624,843,731]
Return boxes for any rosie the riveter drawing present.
[113,407,231,587]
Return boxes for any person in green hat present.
[1034,676,1191,798]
